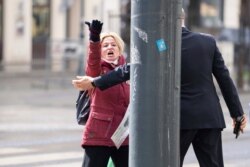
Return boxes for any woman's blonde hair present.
[100,32,125,55]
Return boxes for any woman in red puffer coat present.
[82,20,129,167]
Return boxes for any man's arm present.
[72,63,130,91]
[94,63,130,90]
[212,42,247,133]
[212,44,244,118]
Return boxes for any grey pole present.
[129,0,182,167]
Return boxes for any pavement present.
[0,71,83,167]
[184,89,250,167]
[0,71,249,167]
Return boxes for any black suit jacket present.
[93,27,244,129]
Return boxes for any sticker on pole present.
[156,39,168,52]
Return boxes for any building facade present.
[0,0,121,72]
[0,0,248,90]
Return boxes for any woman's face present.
[101,36,120,62]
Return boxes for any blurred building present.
[0,0,121,73]
[0,0,249,89]
[183,0,250,90]
[183,0,236,79]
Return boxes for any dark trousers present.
[82,145,128,167]
[180,129,224,167]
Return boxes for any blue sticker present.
[156,39,168,52]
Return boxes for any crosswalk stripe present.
[0,147,33,155]
[0,151,82,166]
[183,163,236,167]
[37,162,82,167]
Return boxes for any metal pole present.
[129,0,182,167]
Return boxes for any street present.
[184,90,250,167]
[0,72,249,167]
[0,72,83,167]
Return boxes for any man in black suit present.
[73,9,247,167]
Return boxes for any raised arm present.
[85,20,103,76]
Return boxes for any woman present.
[82,20,129,167]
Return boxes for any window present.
[200,0,223,28]
[32,0,50,38]
[184,0,224,29]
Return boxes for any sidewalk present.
[0,71,83,167]
[0,71,249,167]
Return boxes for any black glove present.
[85,20,103,42]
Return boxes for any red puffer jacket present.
[82,42,130,147]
